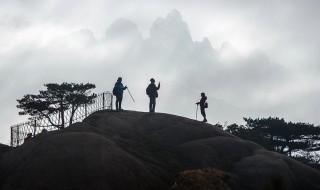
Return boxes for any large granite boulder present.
[1,110,319,190]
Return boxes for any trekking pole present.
[126,87,135,102]
[196,104,199,120]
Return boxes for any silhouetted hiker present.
[41,129,48,133]
[196,92,208,122]
[24,133,32,143]
[113,77,127,110]
[146,78,160,112]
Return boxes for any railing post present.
[33,120,37,136]
[17,127,20,146]
[10,127,13,147]
[85,103,87,117]
[103,93,105,110]
[111,94,113,110]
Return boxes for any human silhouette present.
[41,129,48,133]
[113,77,127,110]
[146,78,160,112]
[24,133,32,143]
[196,92,208,122]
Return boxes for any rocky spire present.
[150,9,193,47]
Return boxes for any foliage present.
[171,168,231,190]
[226,117,320,169]
[292,153,320,170]
[17,82,96,129]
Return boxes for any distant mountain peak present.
[165,9,183,22]
[150,9,193,47]
[105,18,142,40]
[219,41,242,61]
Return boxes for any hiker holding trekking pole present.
[126,87,135,102]
[196,92,208,122]
[113,77,127,110]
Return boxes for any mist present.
[1,1,320,144]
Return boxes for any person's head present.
[27,133,32,137]
[150,78,155,84]
[41,129,48,133]
[117,77,122,82]
[201,92,205,97]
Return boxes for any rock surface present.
[0,144,11,160]
[1,110,320,190]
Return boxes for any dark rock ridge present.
[0,144,11,159]
[1,110,319,190]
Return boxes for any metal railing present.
[10,92,113,147]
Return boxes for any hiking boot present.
[203,119,207,122]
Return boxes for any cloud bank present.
[1,6,320,144]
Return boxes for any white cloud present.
[1,1,320,144]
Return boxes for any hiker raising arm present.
[146,78,160,113]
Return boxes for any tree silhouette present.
[226,117,320,169]
[17,82,96,129]
[243,117,320,156]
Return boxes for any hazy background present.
[1,0,320,144]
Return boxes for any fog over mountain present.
[1,1,320,144]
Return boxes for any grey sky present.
[1,0,320,144]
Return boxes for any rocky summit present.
[1,110,320,190]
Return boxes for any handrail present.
[10,91,113,147]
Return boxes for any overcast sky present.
[1,0,320,144]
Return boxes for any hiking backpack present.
[112,87,117,96]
